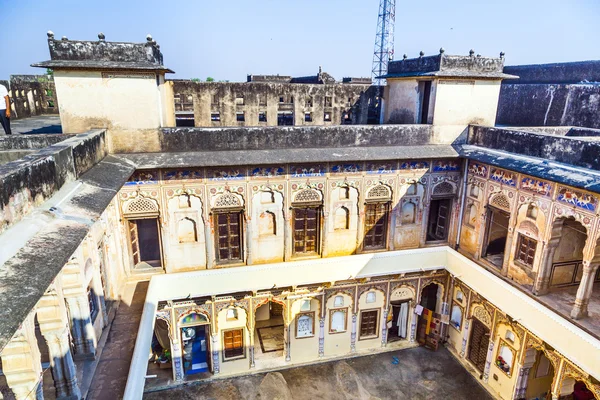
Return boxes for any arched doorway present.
[482,203,510,269]
[179,312,210,375]
[416,283,441,345]
[522,349,555,400]
[387,287,414,343]
[254,301,285,361]
[549,218,588,289]
[467,317,490,374]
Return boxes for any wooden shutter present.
[128,220,140,265]
[360,310,378,338]
[215,212,242,262]
[364,203,389,249]
[517,235,537,267]
[223,329,244,358]
[435,200,450,240]
[468,318,490,372]
[293,207,320,254]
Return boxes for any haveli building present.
[0,32,599,400]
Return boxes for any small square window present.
[333,295,344,307]
[300,299,311,311]
[211,113,221,122]
[259,111,267,122]
[305,96,313,107]
[324,112,332,122]
[279,96,284,103]
[226,308,238,321]
[325,96,332,107]
[304,112,312,122]
[236,112,245,122]
[235,95,244,105]
[366,291,376,304]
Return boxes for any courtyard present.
[143,347,493,400]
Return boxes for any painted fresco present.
[468,163,488,178]
[290,164,326,178]
[206,167,246,181]
[331,163,362,174]
[399,161,429,170]
[250,166,286,178]
[163,169,203,181]
[490,168,517,187]
[366,161,396,174]
[520,177,553,197]
[432,160,460,172]
[557,187,597,212]
[125,170,158,185]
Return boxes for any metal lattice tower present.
[371,0,396,86]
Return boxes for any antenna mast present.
[371,0,396,86]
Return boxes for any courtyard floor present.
[143,346,493,400]
[9,115,62,135]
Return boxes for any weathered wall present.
[52,70,165,152]
[497,84,600,129]
[170,80,378,127]
[0,130,106,234]
[1,75,59,120]
[383,79,424,124]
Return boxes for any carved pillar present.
[534,238,560,295]
[460,319,470,358]
[550,359,566,400]
[245,214,253,265]
[0,315,44,400]
[570,262,599,319]
[513,347,536,399]
[409,301,417,343]
[350,313,357,352]
[284,323,291,362]
[171,338,184,381]
[501,226,515,276]
[283,211,292,262]
[211,334,220,374]
[318,317,325,357]
[248,317,256,368]
[204,214,215,268]
[483,338,495,382]
[381,308,389,347]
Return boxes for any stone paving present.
[9,115,62,135]
[86,281,148,400]
[143,346,493,400]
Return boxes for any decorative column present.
[409,301,417,343]
[204,214,216,268]
[211,334,220,374]
[171,339,184,381]
[245,214,253,265]
[533,237,560,295]
[380,308,389,347]
[513,347,536,399]
[0,315,44,400]
[460,319,471,357]
[350,313,357,352]
[550,359,566,400]
[483,339,496,382]
[283,210,292,262]
[570,262,599,319]
[318,317,325,357]
[284,323,291,362]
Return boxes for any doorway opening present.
[427,198,452,242]
[419,80,432,124]
[482,206,510,268]
[467,317,490,374]
[180,313,210,375]
[388,300,410,343]
[128,218,163,269]
[416,283,441,344]
[254,301,285,361]
[524,349,555,400]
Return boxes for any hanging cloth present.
[398,302,408,338]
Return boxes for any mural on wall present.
[433,160,460,172]
[557,187,597,212]
[520,177,553,197]
[290,164,326,178]
[125,170,159,185]
[490,168,517,187]
[331,164,362,174]
[163,169,203,181]
[251,166,286,178]
[206,168,245,181]
[399,161,429,170]
[366,162,396,174]
[468,163,488,178]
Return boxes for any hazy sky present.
[1,0,599,81]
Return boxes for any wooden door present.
[468,318,490,373]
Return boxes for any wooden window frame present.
[295,312,316,339]
[127,217,163,268]
[426,197,452,242]
[449,301,463,332]
[328,308,348,334]
[358,309,380,340]
[222,328,245,361]
[363,202,390,250]
[213,210,244,264]
[495,338,516,377]
[292,206,321,255]
[515,233,537,268]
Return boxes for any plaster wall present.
[487,324,520,399]
[216,308,251,375]
[383,79,420,124]
[355,289,384,351]
[323,293,353,356]
[53,70,165,152]
[288,298,320,363]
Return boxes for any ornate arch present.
[366,184,392,201]
[325,288,356,310]
[432,181,455,197]
[155,309,173,340]
[122,195,159,218]
[213,192,244,209]
[518,220,539,238]
[489,193,511,212]
[389,284,416,302]
[177,307,211,325]
[293,188,322,204]
[419,279,446,303]
[358,283,388,305]
[471,304,492,328]
[522,334,561,371]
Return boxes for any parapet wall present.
[0,130,106,234]
[469,125,600,171]
[157,124,435,153]
[0,75,59,120]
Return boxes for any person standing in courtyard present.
[0,83,12,135]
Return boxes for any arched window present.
[333,295,344,307]
[366,291,376,303]
[178,194,191,209]
[466,203,477,227]
[329,309,347,333]
[455,290,464,302]
[401,202,416,224]
[212,192,244,263]
[450,304,463,329]
[364,185,392,249]
[470,184,479,198]
[505,330,515,343]
[334,206,349,230]
[292,189,322,255]
[527,204,538,219]
[259,211,276,236]
[497,344,515,375]
[406,183,417,195]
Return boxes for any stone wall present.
[170,80,379,127]
[1,75,59,120]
